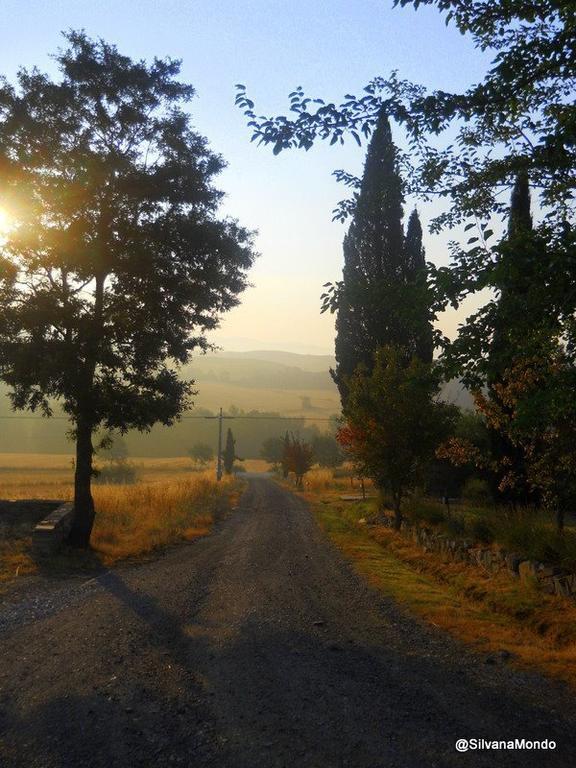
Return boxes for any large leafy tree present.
[338,347,456,528]
[0,33,256,546]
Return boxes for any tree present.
[222,428,240,475]
[260,436,284,469]
[236,0,576,394]
[280,431,291,478]
[311,433,344,468]
[97,430,129,462]
[438,351,576,532]
[236,2,575,225]
[188,442,214,468]
[337,347,456,529]
[283,433,314,488]
[404,210,433,365]
[322,111,433,403]
[0,33,256,547]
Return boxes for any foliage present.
[236,1,576,431]
[222,428,241,475]
[260,435,285,469]
[337,347,457,526]
[0,33,256,545]
[236,2,575,226]
[424,409,490,500]
[283,433,315,487]
[94,458,138,485]
[97,431,129,462]
[188,442,214,467]
[311,433,344,468]
[320,111,433,402]
[438,351,576,530]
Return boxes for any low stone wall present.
[375,515,576,600]
[32,502,75,556]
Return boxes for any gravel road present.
[1,477,576,768]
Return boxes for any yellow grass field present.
[193,381,340,423]
[0,454,251,585]
[0,453,268,499]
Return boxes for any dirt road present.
[1,478,576,767]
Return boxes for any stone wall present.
[31,502,75,556]
[375,515,576,600]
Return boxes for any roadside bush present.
[405,497,447,526]
[469,518,495,544]
[462,477,491,504]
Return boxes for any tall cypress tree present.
[404,209,434,365]
[488,173,533,385]
[222,428,237,475]
[332,110,433,403]
[487,173,535,505]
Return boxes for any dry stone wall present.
[376,515,576,601]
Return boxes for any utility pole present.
[216,407,223,481]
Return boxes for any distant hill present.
[0,348,473,456]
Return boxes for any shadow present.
[3,479,576,767]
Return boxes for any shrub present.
[462,477,491,504]
[94,460,138,485]
[469,518,495,544]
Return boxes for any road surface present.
[1,478,576,767]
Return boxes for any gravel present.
[1,478,576,767]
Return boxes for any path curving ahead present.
[1,477,576,767]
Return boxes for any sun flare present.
[0,206,11,236]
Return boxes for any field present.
[0,453,253,586]
[0,453,268,499]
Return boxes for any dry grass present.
[300,480,576,690]
[90,472,237,563]
[0,455,241,584]
[0,453,266,499]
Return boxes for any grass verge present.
[297,483,576,689]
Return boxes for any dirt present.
[1,478,576,767]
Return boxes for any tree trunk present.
[557,506,565,534]
[68,414,96,548]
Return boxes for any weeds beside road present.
[286,471,576,690]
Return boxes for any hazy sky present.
[1,0,493,354]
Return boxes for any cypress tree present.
[223,428,237,475]
[404,209,434,365]
[488,173,533,385]
[487,173,535,505]
[332,109,433,403]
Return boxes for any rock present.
[518,560,538,584]
[553,576,572,597]
[505,553,523,575]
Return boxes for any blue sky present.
[1,0,493,353]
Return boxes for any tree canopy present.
[0,33,256,545]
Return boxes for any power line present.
[0,414,337,422]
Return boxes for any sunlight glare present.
[0,206,11,236]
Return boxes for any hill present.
[0,349,473,457]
